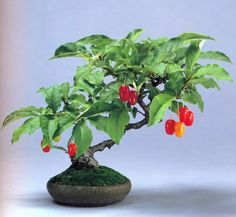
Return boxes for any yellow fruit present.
[175,121,185,137]
[53,135,61,142]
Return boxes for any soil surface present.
[49,166,129,186]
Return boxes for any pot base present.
[47,166,131,206]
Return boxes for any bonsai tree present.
[2,29,232,169]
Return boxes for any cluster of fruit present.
[42,137,78,157]
[165,106,194,137]
[119,85,138,105]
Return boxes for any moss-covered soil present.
[49,166,129,186]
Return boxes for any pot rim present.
[47,179,131,188]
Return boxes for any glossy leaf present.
[106,109,130,144]
[72,122,93,157]
[190,77,221,90]
[193,64,233,81]
[60,82,70,101]
[150,63,166,77]
[177,32,214,41]
[170,101,184,114]
[164,73,185,95]
[40,85,63,112]
[126,28,144,41]
[199,51,232,62]
[148,94,175,126]
[167,64,185,74]
[76,34,114,45]
[80,102,121,118]
[40,116,59,146]
[11,117,40,143]
[2,106,42,127]
[74,66,104,93]
[185,41,201,70]
[51,42,91,60]
[54,113,75,137]
[74,66,91,85]
[88,116,108,132]
[181,89,204,112]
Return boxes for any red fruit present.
[42,145,50,153]
[165,119,176,135]
[119,85,130,101]
[178,106,189,122]
[68,143,77,157]
[185,111,194,126]
[128,90,138,105]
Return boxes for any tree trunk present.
[71,149,99,169]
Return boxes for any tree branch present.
[89,116,148,155]
[138,86,149,116]
[125,117,148,131]
[90,139,115,154]
[89,90,149,155]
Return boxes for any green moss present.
[49,166,129,186]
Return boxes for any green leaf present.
[150,63,166,77]
[99,87,119,102]
[54,113,75,137]
[72,122,93,157]
[68,93,88,109]
[164,73,185,95]
[174,47,188,62]
[74,82,94,95]
[199,51,232,63]
[74,66,104,94]
[154,38,183,64]
[41,135,49,148]
[181,89,204,112]
[2,106,42,127]
[185,41,201,70]
[148,93,175,126]
[177,32,214,41]
[126,28,144,41]
[42,85,63,112]
[193,64,233,81]
[85,71,105,85]
[51,42,91,60]
[190,77,221,90]
[39,116,59,146]
[60,82,70,101]
[80,102,121,118]
[169,101,184,114]
[167,64,185,74]
[74,66,91,85]
[11,117,40,143]
[106,109,130,144]
[77,35,114,45]
[88,116,108,132]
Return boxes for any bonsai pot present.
[47,166,131,206]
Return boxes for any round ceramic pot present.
[47,179,131,206]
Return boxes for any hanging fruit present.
[165,119,176,135]
[175,121,185,137]
[128,90,138,105]
[119,85,130,102]
[178,106,189,123]
[53,135,61,142]
[68,143,77,157]
[42,144,50,153]
[185,111,194,126]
